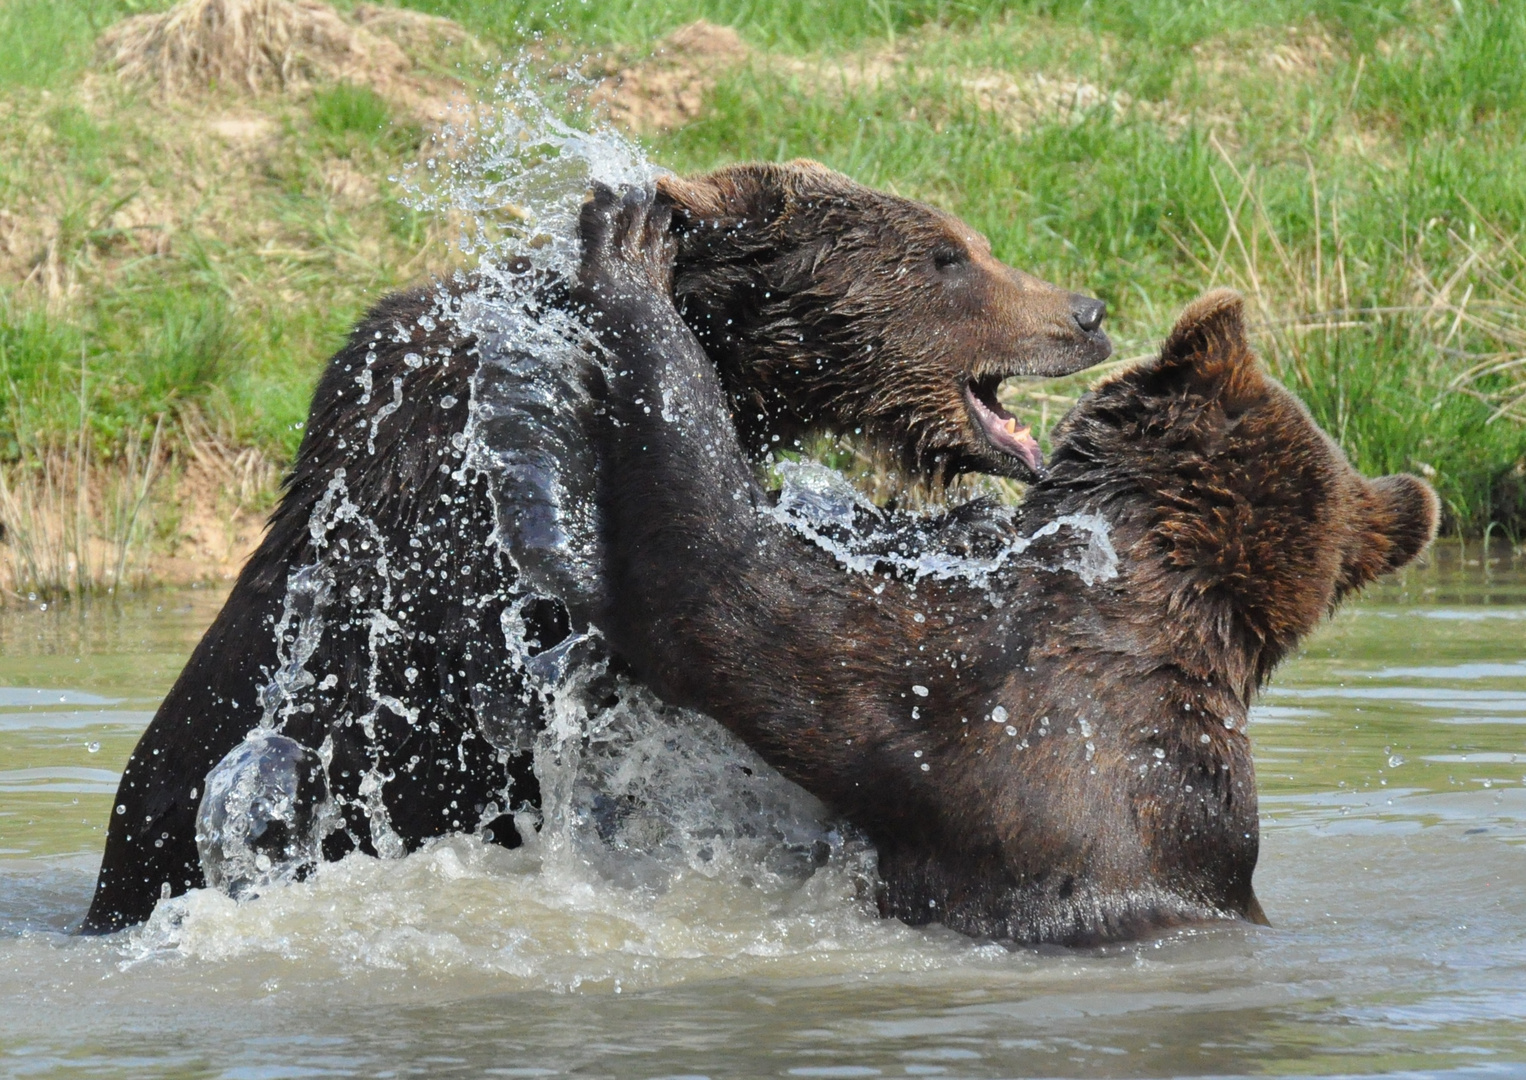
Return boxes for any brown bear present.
[83,161,1110,933]
[579,187,1440,946]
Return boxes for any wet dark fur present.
[84,162,1107,932]
[581,192,1440,945]
[83,286,535,934]
[659,161,1111,479]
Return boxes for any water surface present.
[1,545,1523,1079]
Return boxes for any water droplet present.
[912,685,929,697]
[86,741,100,754]
[991,705,1009,724]
[1387,754,1405,769]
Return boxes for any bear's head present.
[1042,289,1438,698]
[655,160,1111,482]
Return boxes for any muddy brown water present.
[1,544,1523,1079]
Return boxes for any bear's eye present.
[933,245,968,271]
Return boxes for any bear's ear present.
[1151,290,1261,400]
[656,161,803,234]
[1336,473,1441,597]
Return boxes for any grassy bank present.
[1,0,1524,595]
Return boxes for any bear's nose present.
[1071,296,1106,335]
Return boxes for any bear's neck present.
[1019,466,1299,707]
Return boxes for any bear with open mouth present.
[580,187,1439,946]
[84,161,1110,933]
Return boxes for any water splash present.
[774,460,879,531]
[255,561,333,731]
[404,66,659,279]
[189,77,850,917]
[771,460,1119,586]
[194,733,339,902]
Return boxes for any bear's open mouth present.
[965,377,1044,477]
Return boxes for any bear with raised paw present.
[580,187,1439,946]
[85,161,1110,932]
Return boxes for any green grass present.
[0,0,167,89]
[1,0,1524,563]
[646,6,1526,534]
[312,82,392,137]
[1363,0,1526,139]
[309,81,424,155]
[401,0,1418,54]
[407,0,1014,51]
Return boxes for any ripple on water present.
[2,640,1526,1072]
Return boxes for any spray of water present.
[182,73,876,946]
[771,460,1118,586]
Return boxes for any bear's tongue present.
[966,378,1044,476]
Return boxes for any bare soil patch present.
[588,20,749,132]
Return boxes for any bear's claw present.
[577,182,677,304]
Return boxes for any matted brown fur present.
[579,187,1438,945]
[657,160,1111,481]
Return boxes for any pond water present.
[0,543,1523,1079]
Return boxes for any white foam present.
[771,462,1118,586]
[120,830,1009,994]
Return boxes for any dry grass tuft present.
[1434,222,1526,426]
[177,406,280,513]
[0,419,164,600]
[0,405,284,600]
[98,0,408,97]
[350,3,488,65]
